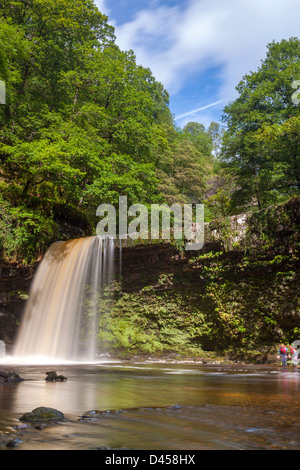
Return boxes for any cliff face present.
[101,196,300,359]
[0,196,299,359]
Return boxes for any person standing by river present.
[278,344,290,367]
[289,345,299,367]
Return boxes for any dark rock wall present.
[0,264,37,347]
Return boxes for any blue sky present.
[95,0,300,129]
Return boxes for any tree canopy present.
[0,0,215,263]
[220,37,300,212]
[1,2,297,264]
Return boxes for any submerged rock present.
[80,403,184,421]
[13,424,28,430]
[19,407,64,423]
[166,404,182,410]
[6,438,23,448]
[34,423,46,430]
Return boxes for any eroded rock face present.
[19,407,64,422]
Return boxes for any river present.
[0,361,299,451]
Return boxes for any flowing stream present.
[0,362,299,450]
[1,236,299,450]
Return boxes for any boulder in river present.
[19,407,64,423]
[0,370,24,383]
[45,371,68,382]
[5,438,24,448]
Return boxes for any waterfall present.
[13,236,115,363]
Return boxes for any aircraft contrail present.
[176,100,224,120]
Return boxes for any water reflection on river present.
[0,362,299,450]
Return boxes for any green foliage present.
[221,37,300,212]
[95,284,214,355]
[0,0,168,261]
[0,0,217,262]
[245,195,300,253]
[156,122,215,205]
[92,211,299,356]
[0,194,59,264]
[93,246,299,355]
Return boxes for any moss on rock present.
[19,407,64,422]
[96,196,300,360]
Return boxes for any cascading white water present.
[13,236,115,363]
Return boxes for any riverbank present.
[1,347,297,369]
[110,350,299,368]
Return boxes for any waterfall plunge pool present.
[0,361,299,451]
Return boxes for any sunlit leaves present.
[221,37,300,211]
[0,0,175,262]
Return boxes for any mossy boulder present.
[19,407,64,422]
[0,370,24,383]
[45,371,68,382]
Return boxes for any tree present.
[0,0,173,262]
[208,121,222,158]
[182,121,213,160]
[221,37,300,211]
[156,122,215,205]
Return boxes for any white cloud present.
[94,0,109,14]
[114,5,181,90]
[112,0,300,110]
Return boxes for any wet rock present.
[19,407,64,423]
[13,424,28,430]
[56,375,68,381]
[45,371,68,382]
[166,404,182,410]
[80,410,98,421]
[80,404,184,422]
[0,370,24,383]
[244,428,265,433]
[6,438,23,448]
[34,423,46,430]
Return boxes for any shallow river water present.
[0,361,299,451]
